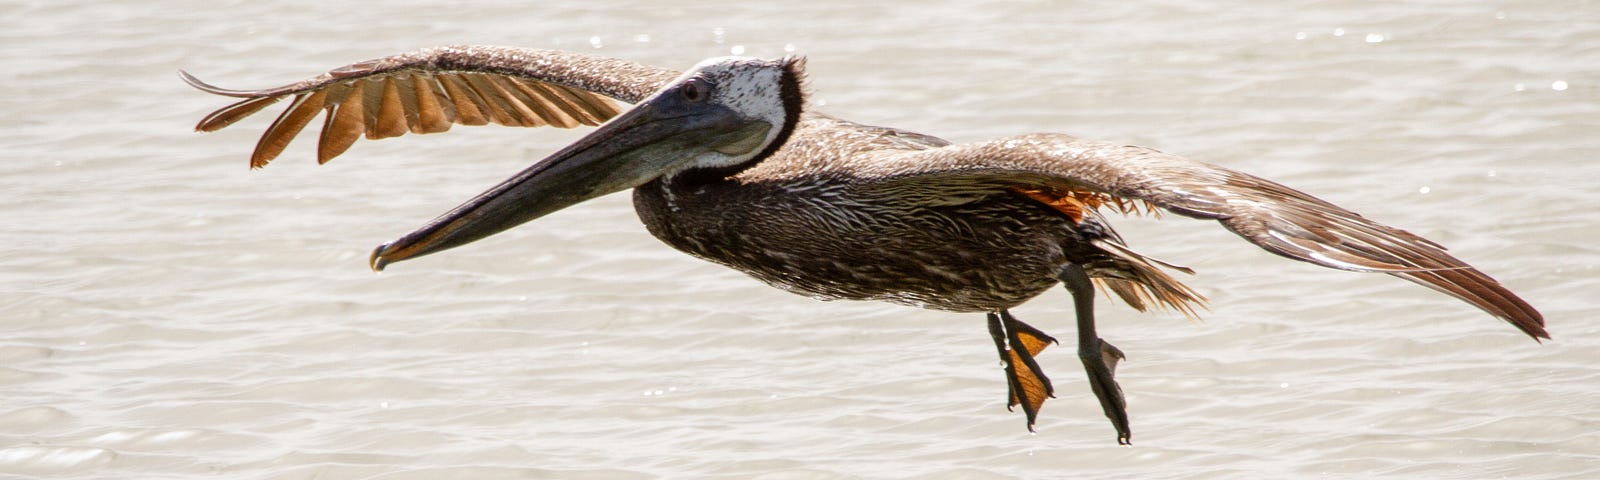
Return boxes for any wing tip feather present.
[179,69,262,98]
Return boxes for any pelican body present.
[184,46,1546,444]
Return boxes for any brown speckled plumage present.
[185,46,1545,443]
[635,115,1193,314]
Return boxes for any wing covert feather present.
[182,45,681,168]
[862,133,1545,339]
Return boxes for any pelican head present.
[369,55,806,270]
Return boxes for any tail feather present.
[1088,239,1208,320]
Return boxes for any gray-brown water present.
[5,1,1597,478]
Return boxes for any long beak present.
[368,89,768,271]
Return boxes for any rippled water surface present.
[4,1,1598,478]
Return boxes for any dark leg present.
[985,313,1019,404]
[1001,310,1057,401]
[987,310,1059,432]
[1058,262,1132,445]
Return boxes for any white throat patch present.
[675,57,791,170]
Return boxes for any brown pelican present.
[183,45,1546,444]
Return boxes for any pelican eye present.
[680,79,709,103]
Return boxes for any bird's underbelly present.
[722,239,1067,312]
[634,182,1082,312]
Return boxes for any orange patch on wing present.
[1013,188,1158,223]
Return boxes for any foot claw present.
[1082,338,1131,444]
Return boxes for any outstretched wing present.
[183,45,681,167]
[857,133,1546,340]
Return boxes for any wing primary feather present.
[249,90,326,168]
[556,84,623,125]
[389,75,423,134]
[523,81,594,125]
[319,81,366,163]
[460,74,525,126]
[486,75,551,127]
[423,76,458,125]
[194,96,282,132]
[409,75,452,133]
[493,77,560,127]
[179,69,264,98]
[437,75,489,126]
[373,77,410,139]
[511,79,582,128]
[1395,268,1546,339]
[359,78,388,139]
[468,74,527,126]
